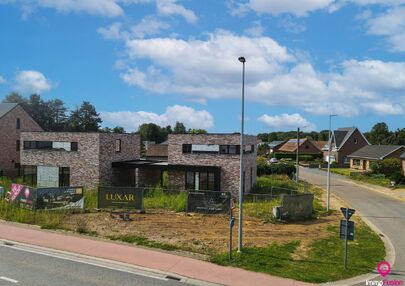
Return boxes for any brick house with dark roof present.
[0,103,43,177]
[325,127,370,167]
[348,145,405,171]
[401,152,405,176]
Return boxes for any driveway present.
[300,167,405,282]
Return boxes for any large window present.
[23,165,37,186]
[59,167,70,187]
[23,141,78,152]
[185,171,216,191]
[182,144,244,155]
[220,145,240,155]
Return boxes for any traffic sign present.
[340,220,355,241]
[341,207,355,220]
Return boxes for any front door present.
[362,160,367,171]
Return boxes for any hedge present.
[274,152,323,161]
[257,163,296,177]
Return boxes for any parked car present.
[269,158,279,164]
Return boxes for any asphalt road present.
[0,243,192,286]
[300,167,405,282]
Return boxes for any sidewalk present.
[0,222,313,286]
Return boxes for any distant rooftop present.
[349,145,405,160]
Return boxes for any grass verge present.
[211,222,384,283]
[108,234,181,251]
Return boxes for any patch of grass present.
[252,175,299,194]
[0,200,65,230]
[144,187,186,212]
[108,234,181,251]
[211,222,384,283]
[84,189,98,209]
[244,198,281,222]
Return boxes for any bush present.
[274,153,323,161]
[257,163,296,177]
[370,158,402,177]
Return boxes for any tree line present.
[258,122,405,145]
[2,93,206,143]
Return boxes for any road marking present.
[0,244,169,282]
[0,276,18,283]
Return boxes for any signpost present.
[229,198,236,260]
[340,207,355,270]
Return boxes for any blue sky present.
[0,0,404,134]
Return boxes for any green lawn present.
[324,168,398,188]
[211,223,385,283]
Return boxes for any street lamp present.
[238,56,246,253]
[327,114,338,212]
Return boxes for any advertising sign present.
[10,184,36,210]
[98,187,143,210]
[36,187,84,210]
[187,191,231,214]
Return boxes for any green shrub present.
[257,163,296,177]
[371,158,402,177]
[84,189,98,209]
[274,153,323,161]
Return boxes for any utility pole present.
[238,56,246,253]
[296,127,300,183]
[327,114,337,212]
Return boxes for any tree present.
[367,122,392,145]
[173,122,186,134]
[67,101,102,132]
[137,123,165,143]
[2,92,25,104]
[188,129,207,134]
[113,126,125,133]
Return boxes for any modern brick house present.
[20,132,140,188]
[348,145,405,171]
[325,127,370,167]
[0,103,43,177]
[113,134,258,195]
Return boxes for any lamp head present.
[238,57,246,63]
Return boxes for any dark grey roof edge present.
[0,102,19,119]
[348,145,405,160]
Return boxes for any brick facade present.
[20,132,140,188]
[167,134,257,195]
[0,105,43,177]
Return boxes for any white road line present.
[0,276,18,283]
[0,244,168,282]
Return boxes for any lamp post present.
[327,114,337,212]
[296,127,300,183]
[238,56,246,253]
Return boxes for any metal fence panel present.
[187,190,231,214]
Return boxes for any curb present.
[0,238,218,286]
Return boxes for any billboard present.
[98,187,143,210]
[187,191,231,214]
[10,184,36,210]
[36,186,84,210]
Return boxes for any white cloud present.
[0,0,124,17]
[156,0,197,23]
[130,16,170,38]
[101,105,214,131]
[258,113,316,131]
[98,22,124,40]
[247,0,335,16]
[0,75,6,84]
[365,6,405,52]
[14,70,52,93]
[244,21,264,37]
[116,31,405,116]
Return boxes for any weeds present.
[108,234,180,251]
[144,186,186,212]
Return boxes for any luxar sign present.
[98,187,143,210]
